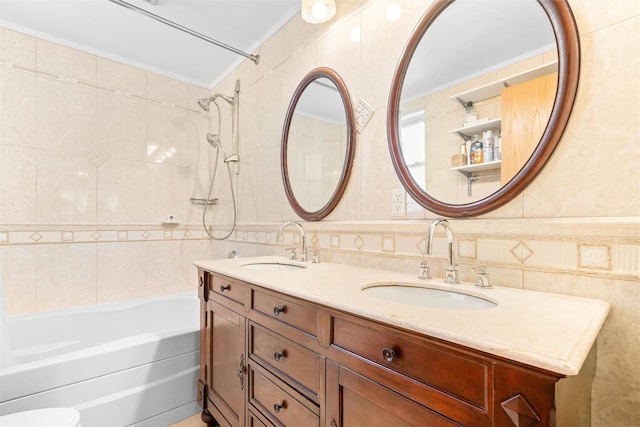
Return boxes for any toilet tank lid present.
[0,408,81,426]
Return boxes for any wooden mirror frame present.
[387,0,580,217]
[282,67,356,221]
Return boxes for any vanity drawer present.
[332,316,491,409]
[249,367,319,427]
[249,323,321,399]
[210,274,248,307]
[252,289,317,336]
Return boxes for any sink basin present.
[241,262,306,271]
[362,283,496,310]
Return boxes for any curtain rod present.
[107,0,260,64]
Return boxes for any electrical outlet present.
[391,189,406,217]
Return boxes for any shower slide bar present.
[107,0,260,64]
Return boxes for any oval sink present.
[362,283,496,310]
[241,262,306,271]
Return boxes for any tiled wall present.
[0,27,244,313]
[0,0,638,425]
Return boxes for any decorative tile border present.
[2,219,638,280]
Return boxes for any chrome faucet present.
[426,218,459,284]
[277,221,307,262]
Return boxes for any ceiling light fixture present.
[301,0,336,24]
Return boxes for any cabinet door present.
[500,72,557,185]
[206,299,246,427]
[325,361,461,427]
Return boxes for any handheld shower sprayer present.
[206,133,238,163]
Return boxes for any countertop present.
[194,256,610,376]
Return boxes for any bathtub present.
[0,292,200,426]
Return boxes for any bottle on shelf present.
[463,103,477,127]
[470,134,483,164]
[483,130,494,163]
[494,130,501,161]
[460,140,469,164]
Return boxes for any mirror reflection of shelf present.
[451,118,501,139]
[452,160,501,175]
[450,62,559,106]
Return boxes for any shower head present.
[197,97,213,111]
[197,92,234,111]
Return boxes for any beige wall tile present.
[97,57,146,96]
[36,39,96,83]
[97,158,147,224]
[0,27,36,67]
[0,67,37,148]
[0,145,37,224]
[36,150,97,224]
[97,91,147,162]
[36,243,97,312]
[36,77,97,153]
[0,245,37,315]
[97,242,147,303]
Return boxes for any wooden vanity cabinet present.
[198,271,251,427]
[198,269,593,427]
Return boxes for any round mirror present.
[388,0,579,217]
[282,67,356,221]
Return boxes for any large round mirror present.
[388,0,579,217]
[282,67,356,221]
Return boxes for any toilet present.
[0,408,81,426]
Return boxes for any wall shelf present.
[450,62,558,106]
[451,118,501,139]
[452,160,501,175]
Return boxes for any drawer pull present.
[382,347,396,362]
[273,401,286,413]
[273,351,286,362]
[219,284,230,292]
[273,305,285,316]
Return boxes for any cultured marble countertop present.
[194,256,610,376]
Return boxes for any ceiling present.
[0,0,300,88]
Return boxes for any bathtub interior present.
[0,292,201,426]
[4,293,199,367]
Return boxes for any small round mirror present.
[282,67,356,221]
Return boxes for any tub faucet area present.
[277,221,307,262]
[426,218,459,284]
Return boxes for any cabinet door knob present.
[219,284,230,292]
[382,347,396,362]
[273,351,286,362]
[273,305,285,316]
[330,419,338,427]
[273,401,285,413]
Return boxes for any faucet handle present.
[473,267,492,288]
[285,247,297,260]
[311,250,320,264]
[418,261,431,280]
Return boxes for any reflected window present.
[400,110,426,188]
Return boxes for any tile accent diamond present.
[511,241,533,263]
[31,232,42,242]
[92,232,102,241]
[354,235,364,250]
[84,145,111,168]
